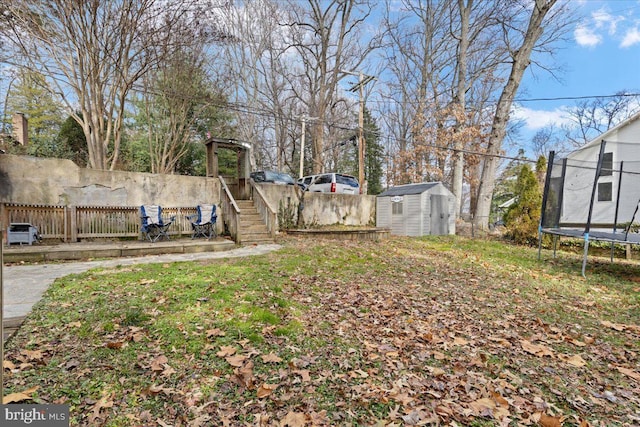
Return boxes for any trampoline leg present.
[537,228,542,260]
[553,235,558,258]
[610,243,614,262]
[581,235,590,278]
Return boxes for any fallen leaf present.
[256,383,278,398]
[2,386,39,404]
[21,349,44,361]
[453,336,469,345]
[521,340,554,357]
[150,355,168,372]
[559,354,587,367]
[207,328,225,338]
[428,366,446,376]
[106,341,124,350]
[616,366,640,381]
[491,391,509,407]
[162,364,176,377]
[432,351,446,360]
[216,346,236,358]
[261,353,283,363]
[232,361,255,390]
[389,392,414,406]
[293,369,311,382]
[280,411,307,427]
[3,360,16,370]
[538,413,562,427]
[600,320,625,331]
[89,396,114,424]
[226,354,248,367]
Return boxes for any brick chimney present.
[12,112,28,146]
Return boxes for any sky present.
[513,0,640,140]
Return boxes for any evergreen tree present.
[56,115,89,166]
[364,109,384,195]
[5,70,64,156]
[504,162,542,245]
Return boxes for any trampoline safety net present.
[539,140,640,277]
[542,140,640,231]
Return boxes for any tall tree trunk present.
[473,0,558,230]
[452,0,471,218]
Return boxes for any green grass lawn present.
[3,236,639,426]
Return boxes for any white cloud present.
[592,8,624,35]
[511,106,571,131]
[574,23,602,47]
[620,26,640,48]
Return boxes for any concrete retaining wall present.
[255,184,376,227]
[0,154,376,228]
[0,154,219,207]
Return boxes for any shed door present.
[430,195,449,235]
[391,198,405,235]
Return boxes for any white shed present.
[376,182,456,236]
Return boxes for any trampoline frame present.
[538,140,640,277]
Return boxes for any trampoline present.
[538,140,640,277]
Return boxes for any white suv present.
[299,173,360,195]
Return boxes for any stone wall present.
[0,154,219,207]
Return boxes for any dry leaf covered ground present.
[3,236,639,426]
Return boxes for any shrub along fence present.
[0,203,199,243]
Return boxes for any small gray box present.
[7,223,40,246]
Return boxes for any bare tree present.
[287,0,374,174]
[2,0,200,170]
[473,0,572,230]
[562,92,640,148]
[379,0,457,185]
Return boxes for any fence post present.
[69,205,78,243]
[0,203,6,245]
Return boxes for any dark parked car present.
[250,170,299,186]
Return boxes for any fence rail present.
[1,203,199,242]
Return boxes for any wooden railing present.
[219,176,241,243]
[1,203,198,242]
[249,181,278,238]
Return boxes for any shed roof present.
[378,182,441,197]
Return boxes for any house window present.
[598,182,612,202]
[600,152,613,176]
[392,201,403,215]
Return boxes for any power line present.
[514,93,640,103]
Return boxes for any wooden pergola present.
[204,137,252,199]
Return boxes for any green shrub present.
[504,164,541,245]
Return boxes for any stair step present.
[230,199,275,245]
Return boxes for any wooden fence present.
[0,203,199,242]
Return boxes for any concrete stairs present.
[236,199,275,245]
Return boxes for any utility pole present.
[343,70,375,194]
[299,116,307,179]
[298,116,318,179]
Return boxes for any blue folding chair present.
[140,205,175,242]
[187,204,217,239]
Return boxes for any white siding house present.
[551,111,640,227]
[376,182,456,236]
